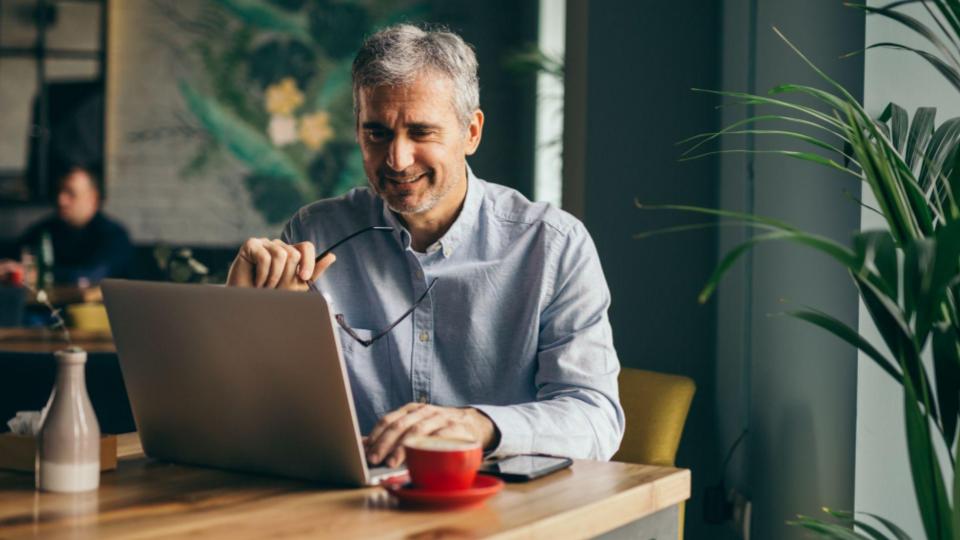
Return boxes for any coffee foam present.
[404,435,480,452]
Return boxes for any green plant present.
[645,1,960,538]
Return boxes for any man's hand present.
[365,403,498,467]
[226,238,335,290]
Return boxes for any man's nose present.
[386,136,415,171]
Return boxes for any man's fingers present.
[311,252,336,282]
[369,407,436,462]
[385,446,406,469]
[276,240,301,288]
[367,403,425,444]
[247,239,272,288]
[367,404,434,464]
[293,242,316,282]
[261,240,288,289]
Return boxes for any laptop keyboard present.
[369,465,407,484]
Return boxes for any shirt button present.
[414,270,423,280]
[443,248,452,257]
[419,331,430,343]
[418,395,428,404]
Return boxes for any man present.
[1,165,132,285]
[227,24,623,468]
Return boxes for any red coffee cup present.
[404,436,482,491]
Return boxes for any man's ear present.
[464,109,484,156]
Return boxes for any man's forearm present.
[472,391,624,460]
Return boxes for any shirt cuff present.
[471,404,532,458]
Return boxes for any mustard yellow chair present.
[614,368,695,538]
[66,302,111,333]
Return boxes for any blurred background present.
[0,0,939,538]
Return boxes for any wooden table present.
[0,434,690,539]
[0,328,115,354]
[24,286,103,307]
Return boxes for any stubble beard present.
[374,172,458,216]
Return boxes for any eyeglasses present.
[307,225,438,348]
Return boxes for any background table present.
[0,434,690,539]
[0,328,115,354]
[0,328,132,434]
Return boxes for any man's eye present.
[410,130,435,139]
[366,130,388,142]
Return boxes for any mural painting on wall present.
[168,0,425,225]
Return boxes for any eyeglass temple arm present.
[366,278,439,345]
[313,226,394,263]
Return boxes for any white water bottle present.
[36,347,101,492]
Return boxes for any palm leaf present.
[847,107,929,241]
[684,129,857,164]
[680,148,861,179]
[790,515,875,539]
[932,324,960,448]
[954,437,960,537]
[918,117,960,193]
[678,114,847,156]
[770,83,860,120]
[860,511,915,540]
[853,231,899,300]
[701,229,859,303]
[634,202,802,231]
[692,88,847,130]
[854,3,960,73]
[905,107,936,174]
[820,508,903,540]
[902,370,954,540]
[907,220,960,341]
[786,308,902,383]
[864,42,960,93]
[879,102,910,153]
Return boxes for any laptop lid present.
[101,279,398,486]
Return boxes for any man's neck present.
[398,172,469,252]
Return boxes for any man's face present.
[57,169,100,228]
[357,73,483,218]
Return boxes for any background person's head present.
[351,24,484,218]
[56,165,101,228]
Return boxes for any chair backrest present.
[614,368,695,467]
[0,287,25,327]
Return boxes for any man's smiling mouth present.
[384,173,427,185]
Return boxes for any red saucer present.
[382,473,504,509]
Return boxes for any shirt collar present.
[379,164,484,258]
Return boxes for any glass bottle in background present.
[36,347,101,492]
[20,246,37,290]
[37,231,55,290]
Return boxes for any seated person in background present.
[1,164,132,286]
[226,24,624,467]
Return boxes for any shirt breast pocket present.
[337,327,396,426]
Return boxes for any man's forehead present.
[358,74,457,122]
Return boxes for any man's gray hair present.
[352,24,480,126]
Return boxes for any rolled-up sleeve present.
[474,221,624,460]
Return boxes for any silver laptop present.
[101,279,405,486]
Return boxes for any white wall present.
[855,2,960,536]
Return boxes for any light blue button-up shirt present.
[282,169,624,460]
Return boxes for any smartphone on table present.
[480,454,573,482]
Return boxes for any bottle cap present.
[7,267,23,287]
